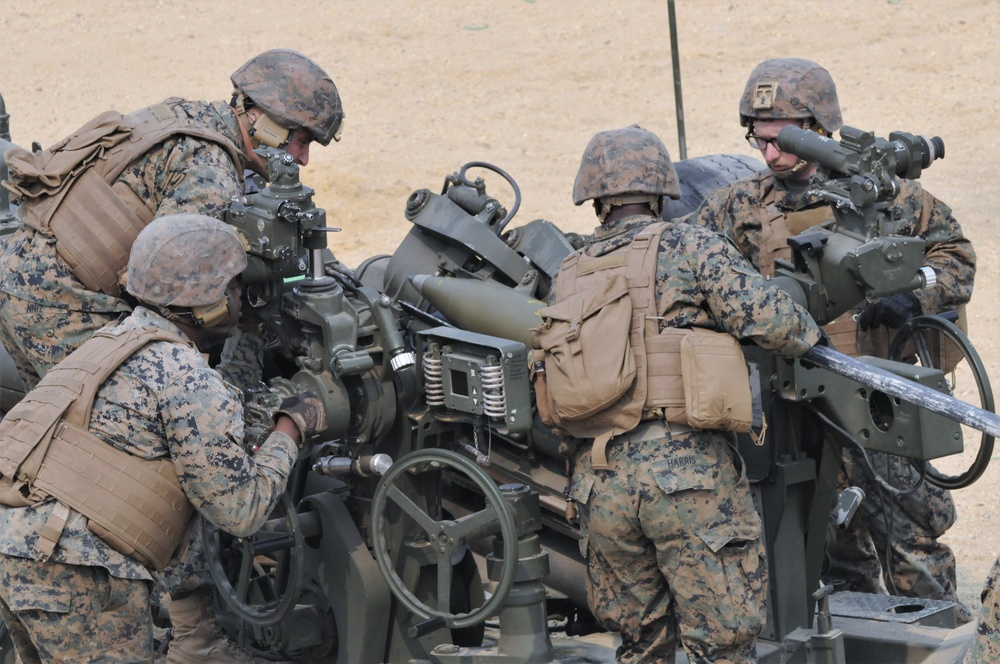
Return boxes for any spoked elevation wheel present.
[889,313,995,489]
[203,492,305,627]
[371,448,518,630]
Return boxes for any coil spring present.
[423,351,445,406]
[481,363,506,419]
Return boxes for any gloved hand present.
[274,391,327,443]
[857,291,922,331]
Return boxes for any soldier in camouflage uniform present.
[557,126,821,663]
[0,48,344,392]
[0,215,327,663]
[687,57,975,623]
[0,49,343,660]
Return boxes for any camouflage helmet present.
[126,214,247,308]
[739,58,842,135]
[232,49,344,145]
[572,125,681,205]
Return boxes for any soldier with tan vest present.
[536,125,820,663]
[0,214,327,663]
[688,57,976,623]
[0,50,343,660]
[0,48,344,393]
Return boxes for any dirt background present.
[2,0,999,617]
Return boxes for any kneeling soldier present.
[0,214,326,663]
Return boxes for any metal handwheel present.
[203,491,305,626]
[371,448,519,630]
[888,313,995,489]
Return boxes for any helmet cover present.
[572,125,681,205]
[232,48,344,145]
[739,57,842,134]
[126,214,247,308]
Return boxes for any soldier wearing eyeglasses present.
[687,57,975,626]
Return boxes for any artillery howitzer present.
[198,128,993,662]
[0,130,994,663]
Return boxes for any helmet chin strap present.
[595,194,662,223]
[758,118,821,181]
[233,94,261,151]
[233,93,252,129]
[773,158,811,180]
[153,294,232,329]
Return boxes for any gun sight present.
[777,125,944,181]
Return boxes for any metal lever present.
[407,615,447,639]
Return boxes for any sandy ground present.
[2,0,999,620]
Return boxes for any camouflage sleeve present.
[895,180,976,314]
[673,227,821,356]
[124,135,243,220]
[685,183,763,269]
[685,189,728,234]
[216,327,265,392]
[161,367,298,538]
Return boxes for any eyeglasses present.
[745,132,781,151]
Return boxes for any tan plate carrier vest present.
[2,99,245,296]
[533,222,752,469]
[757,188,967,370]
[0,326,197,571]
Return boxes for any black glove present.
[274,391,327,443]
[857,292,922,331]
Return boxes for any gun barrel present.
[804,344,1000,438]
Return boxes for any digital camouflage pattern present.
[572,426,766,664]
[572,126,682,205]
[826,450,972,623]
[0,98,247,390]
[738,57,843,134]
[966,557,1000,663]
[0,306,298,660]
[565,215,821,354]
[0,555,152,663]
[217,327,266,390]
[125,213,247,308]
[565,213,820,663]
[687,167,976,622]
[232,48,344,145]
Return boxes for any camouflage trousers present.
[824,447,971,623]
[0,290,119,391]
[570,422,766,664]
[966,556,1000,663]
[159,514,216,597]
[0,553,153,663]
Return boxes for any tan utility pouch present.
[529,348,557,429]
[677,328,753,432]
[643,327,752,432]
[532,273,637,425]
[643,328,686,424]
[46,169,149,294]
